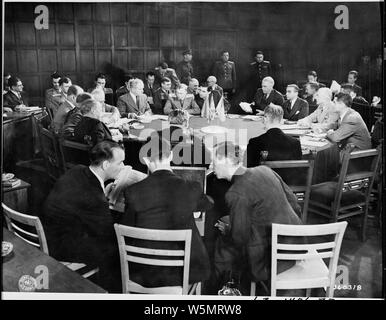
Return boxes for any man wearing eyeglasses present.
[3,76,29,112]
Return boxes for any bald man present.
[188,78,205,109]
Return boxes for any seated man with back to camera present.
[245,104,302,167]
[117,78,152,118]
[164,83,200,115]
[43,140,145,293]
[212,141,303,292]
[74,97,121,147]
[297,87,340,133]
[239,76,284,115]
[120,136,212,289]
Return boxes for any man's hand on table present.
[239,102,253,114]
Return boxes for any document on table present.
[280,124,311,130]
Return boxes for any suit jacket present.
[61,107,83,139]
[213,60,237,90]
[326,108,371,150]
[245,128,302,167]
[253,88,284,112]
[52,99,75,132]
[305,95,318,113]
[74,116,113,147]
[42,165,117,267]
[152,88,171,115]
[3,91,29,110]
[352,83,363,96]
[302,101,340,131]
[187,88,205,110]
[121,170,212,287]
[282,97,309,121]
[164,94,200,115]
[217,166,302,282]
[45,88,64,116]
[143,81,160,99]
[154,67,180,89]
[117,93,150,117]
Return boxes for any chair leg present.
[250,282,256,296]
[361,205,369,242]
[306,288,311,297]
[326,286,334,298]
[196,282,201,295]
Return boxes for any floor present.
[6,165,384,298]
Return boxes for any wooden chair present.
[36,122,66,181]
[308,148,381,241]
[114,224,201,295]
[171,166,207,237]
[2,203,99,279]
[59,139,91,169]
[268,221,347,297]
[261,160,314,223]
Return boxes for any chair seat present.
[127,280,183,295]
[276,253,329,290]
[310,182,366,206]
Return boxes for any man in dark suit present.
[153,77,172,115]
[346,70,362,97]
[42,141,126,292]
[250,51,271,90]
[212,141,302,285]
[245,105,302,167]
[45,72,65,117]
[240,76,284,114]
[176,49,194,85]
[303,82,319,114]
[326,92,371,151]
[212,51,237,101]
[187,78,205,109]
[115,73,132,99]
[116,78,151,117]
[143,71,160,104]
[3,76,29,111]
[120,137,212,288]
[282,84,309,121]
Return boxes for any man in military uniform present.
[164,84,200,115]
[45,72,65,117]
[176,49,194,85]
[213,51,237,102]
[154,62,180,90]
[250,51,271,89]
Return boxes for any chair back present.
[114,224,192,294]
[262,160,314,222]
[333,148,381,211]
[37,122,65,180]
[2,203,49,254]
[59,139,91,168]
[271,221,347,297]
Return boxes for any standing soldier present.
[176,49,194,85]
[213,51,237,102]
[249,51,271,99]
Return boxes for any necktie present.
[136,96,140,109]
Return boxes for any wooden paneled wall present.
[4,2,382,105]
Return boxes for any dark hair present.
[306,82,320,91]
[145,136,171,162]
[287,84,300,92]
[146,71,156,78]
[161,77,171,84]
[308,70,317,78]
[335,92,353,108]
[123,73,133,83]
[95,73,106,81]
[160,62,169,69]
[89,141,124,166]
[214,141,242,165]
[8,76,21,88]
[67,85,83,97]
[255,51,264,56]
[50,72,61,80]
[76,92,93,104]
[348,70,358,79]
[221,50,229,56]
[59,77,71,86]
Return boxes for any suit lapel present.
[288,98,299,118]
[127,93,139,112]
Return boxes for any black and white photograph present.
[1,0,384,304]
